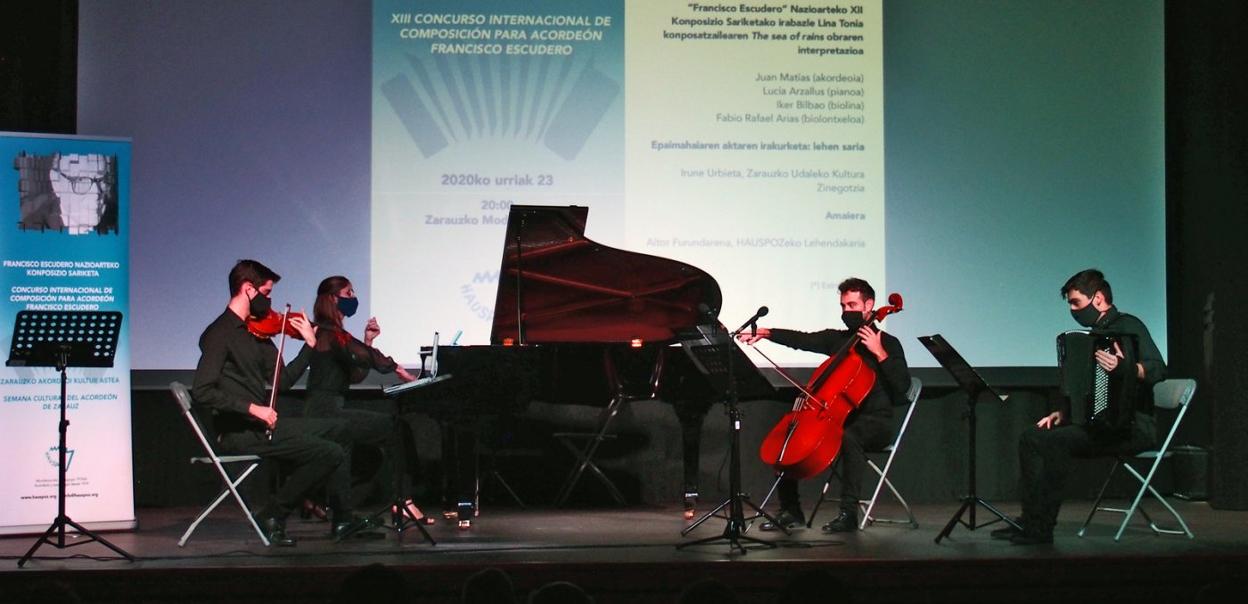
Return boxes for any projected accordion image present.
[1056,330,1139,432]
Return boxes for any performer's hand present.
[364,317,381,345]
[736,326,771,345]
[1036,410,1064,430]
[1094,341,1124,373]
[857,325,888,362]
[290,311,317,347]
[248,403,278,430]
[395,366,419,382]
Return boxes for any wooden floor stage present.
[1,501,1246,604]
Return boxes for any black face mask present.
[1070,302,1101,328]
[248,289,272,319]
[841,310,868,331]
[337,296,359,318]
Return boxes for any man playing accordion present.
[996,269,1166,545]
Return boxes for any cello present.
[754,294,904,480]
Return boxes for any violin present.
[246,309,307,340]
[754,294,904,480]
[250,304,302,441]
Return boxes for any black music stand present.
[677,322,781,554]
[373,348,448,545]
[368,404,437,546]
[7,310,134,567]
[919,334,1020,543]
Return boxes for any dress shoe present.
[990,517,1025,540]
[760,509,805,531]
[821,509,859,533]
[1010,530,1053,545]
[256,515,296,547]
[330,514,379,540]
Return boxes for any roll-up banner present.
[0,132,135,535]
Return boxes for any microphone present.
[733,306,769,335]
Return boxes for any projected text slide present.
[625,2,884,364]
[372,0,626,359]
[372,0,884,364]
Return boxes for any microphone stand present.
[678,318,781,554]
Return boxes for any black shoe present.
[990,517,1025,540]
[330,514,379,540]
[760,509,805,532]
[256,515,296,547]
[821,509,859,533]
[1010,530,1053,545]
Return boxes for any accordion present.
[1056,330,1138,432]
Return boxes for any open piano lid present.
[490,205,723,345]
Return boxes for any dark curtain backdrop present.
[0,1,76,133]
[1165,1,1248,509]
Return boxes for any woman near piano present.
[302,275,433,525]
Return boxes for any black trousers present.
[305,391,418,506]
[777,414,894,514]
[1017,412,1156,535]
[217,417,351,520]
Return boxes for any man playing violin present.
[740,277,911,532]
[995,268,1164,545]
[192,259,370,546]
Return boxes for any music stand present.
[7,310,134,566]
[372,337,447,545]
[677,322,781,554]
[918,334,1020,544]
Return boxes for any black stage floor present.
[2,501,1246,604]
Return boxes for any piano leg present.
[440,418,480,528]
[674,397,713,519]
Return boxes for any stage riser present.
[4,557,1246,604]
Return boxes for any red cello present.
[755,294,904,479]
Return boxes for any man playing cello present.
[739,277,911,532]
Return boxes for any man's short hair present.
[1061,268,1113,303]
[838,277,876,301]
[228,259,280,296]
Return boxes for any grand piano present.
[389,205,773,524]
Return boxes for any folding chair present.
[1077,378,1197,541]
[170,381,271,547]
[808,376,923,529]
[553,348,664,506]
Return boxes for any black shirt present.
[306,323,399,396]
[768,327,911,419]
[192,309,312,434]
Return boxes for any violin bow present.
[264,304,292,441]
